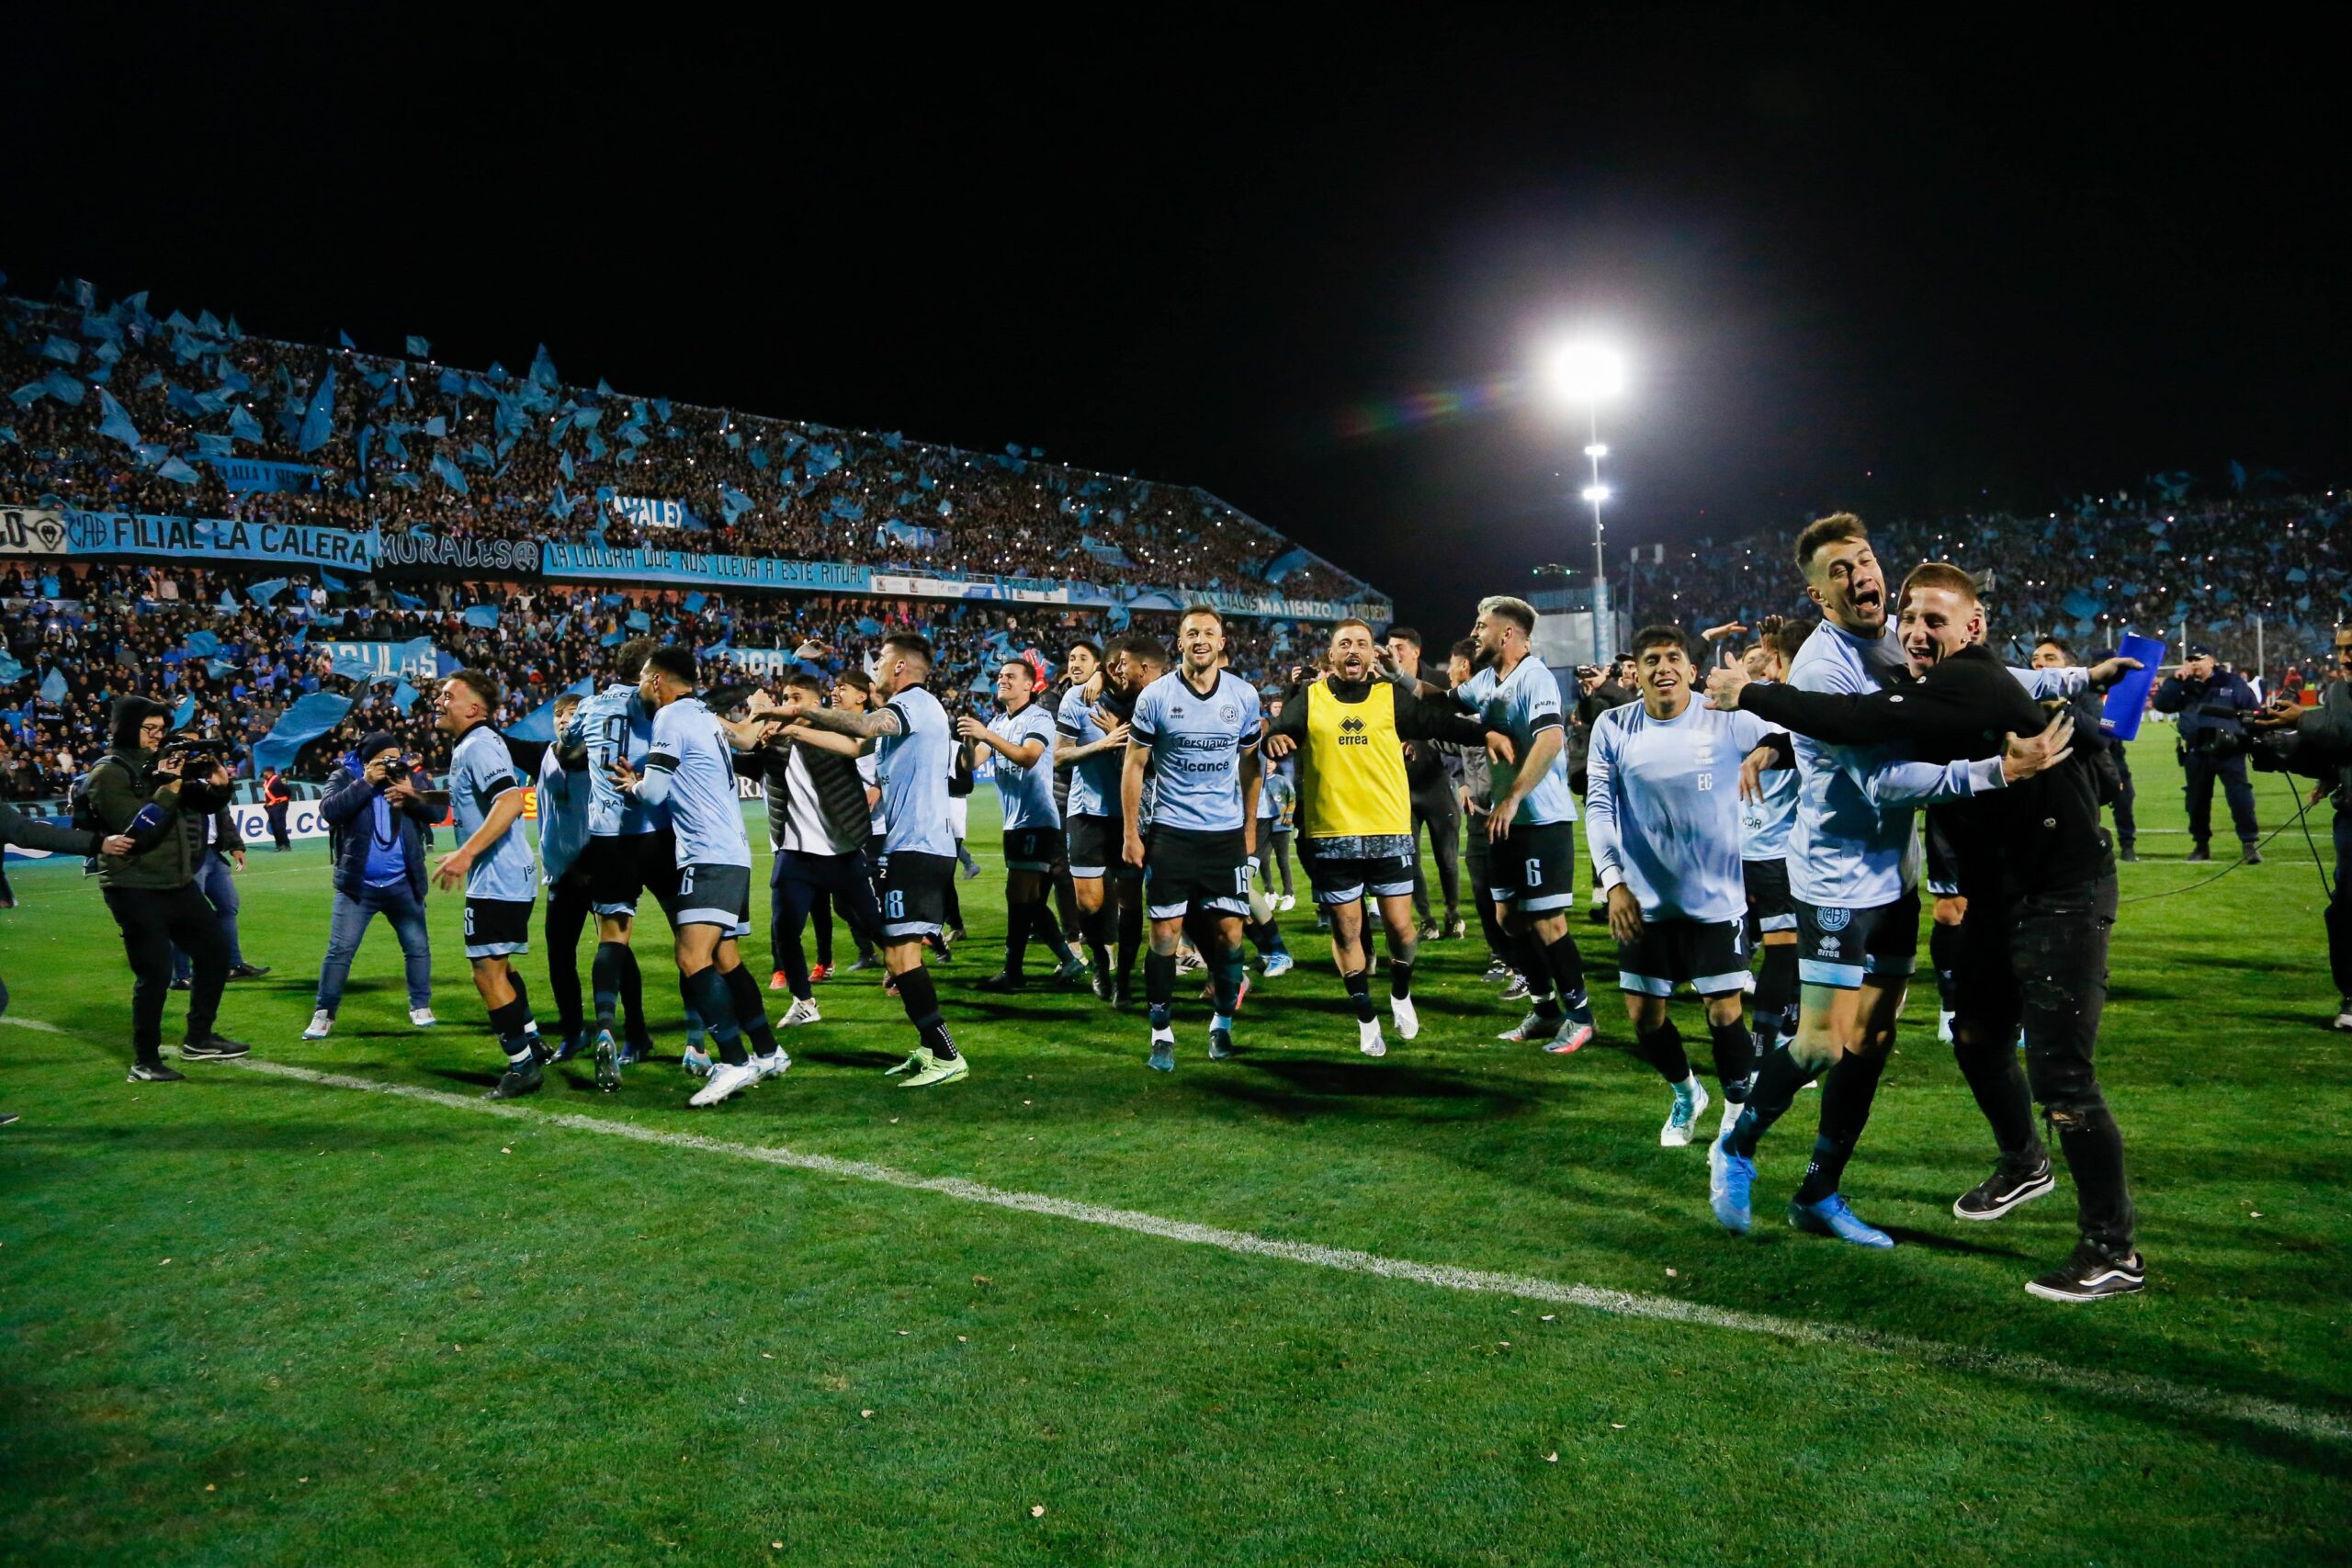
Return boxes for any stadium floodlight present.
[1538,340,1626,596]
[1582,485,1611,502]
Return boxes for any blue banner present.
[610,495,704,532]
[203,457,324,494]
[315,638,443,679]
[542,542,873,592]
[64,512,378,569]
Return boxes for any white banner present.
[230,800,333,844]
[0,505,69,556]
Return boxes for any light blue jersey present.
[876,683,955,857]
[536,746,589,885]
[1128,669,1262,833]
[643,698,751,869]
[1784,622,2008,907]
[1455,656,1577,826]
[1736,680,1799,863]
[1585,699,1781,924]
[989,699,1060,830]
[1057,684,1122,819]
[450,723,537,903]
[571,683,668,838]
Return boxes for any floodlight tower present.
[1544,342,1625,648]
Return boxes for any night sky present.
[16,13,2344,632]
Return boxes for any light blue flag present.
[41,370,84,405]
[252,692,355,772]
[194,433,232,457]
[228,404,262,444]
[40,668,67,702]
[462,604,501,628]
[391,589,424,610]
[683,592,707,614]
[430,454,469,494]
[405,335,431,357]
[172,694,197,729]
[96,389,141,447]
[625,610,651,632]
[157,457,199,485]
[217,589,239,613]
[331,654,374,680]
[319,568,349,592]
[0,653,22,682]
[600,630,625,648]
[183,631,220,657]
[248,579,289,605]
[298,366,336,453]
[393,681,420,712]
[207,659,240,679]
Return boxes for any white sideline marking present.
[0,1015,66,1032]
[214,1056,2349,1444]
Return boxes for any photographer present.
[2244,626,2352,1026]
[2154,645,2261,863]
[88,696,251,1080]
[304,731,439,1042]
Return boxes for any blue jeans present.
[314,883,434,1013]
[171,851,244,982]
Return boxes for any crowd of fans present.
[1,284,1374,607]
[1625,490,2346,671]
[0,560,1315,801]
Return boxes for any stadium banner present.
[229,798,331,845]
[375,531,543,577]
[203,457,323,494]
[1193,587,1390,623]
[0,505,69,556]
[717,647,814,679]
[869,572,1017,602]
[316,637,443,679]
[541,542,873,592]
[611,495,702,531]
[62,511,379,570]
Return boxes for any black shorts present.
[1618,916,1750,997]
[583,829,683,919]
[1742,857,1796,942]
[876,850,956,940]
[1002,824,1067,874]
[1143,825,1251,920]
[463,896,534,959]
[1796,887,1920,990]
[674,861,752,937]
[1297,835,1417,907]
[1492,819,1577,913]
[1066,814,1137,882]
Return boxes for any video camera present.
[2188,709,2296,772]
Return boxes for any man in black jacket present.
[2154,645,2261,863]
[762,673,888,1028]
[1385,628,1464,941]
[2245,629,2352,1025]
[1709,564,2146,1302]
[87,696,253,1079]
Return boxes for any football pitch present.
[3,734,2347,1565]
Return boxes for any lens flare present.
[1334,375,1523,441]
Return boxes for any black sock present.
[617,943,650,1051]
[1035,898,1077,964]
[1002,898,1030,978]
[1953,1029,2043,1166]
[1754,943,1797,1047]
[1931,920,1962,1012]
[507,973,533,1030]
[1210,948,1245,1017]
[685,966,748,1066]
[592,942,627,1032]
[1389,956,1415,1001]
[894,963,956,1060]
[1634,1020,1693,1085]
[2054,1104,2136,1255]
[1516,931,1561,1016]
[723,964,779,1056]
[1794,1049,1888,1204]
[1146,949,1177,1029]
[1117,899,1143,981]
[487,999,534,1066]
[1341,968,1376,1024]
[1709,1014,1756,1099]
[1730,1043,1824,1157]
[1084,904,1112,976]
[1542,932,1588,1012]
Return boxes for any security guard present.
[2153,644,2261,862]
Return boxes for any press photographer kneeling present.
[2245,661,2352,1028]
[86,696,254,1082]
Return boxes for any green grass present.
[3,732,2347,1565]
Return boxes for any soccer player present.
[1737,624,1804,1065]
[431,671,545,1100]
[567,640,674,1089]
[1454,596,1599,1053]
[1385,626,1464,941]
[1698,514,2049,1247]
[1584,626,1784,1145]
[1124,606,1263,1069]
[783,632,969,1088]
[1713,562,2144,1299]
[1061,635,1154,1003]
[961,658,1086,990]
[757,673,887,1028]
[1264,618,1487,1055]
[606,648,791,1108]
[537,691,594,1062]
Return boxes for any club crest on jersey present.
[1816,906,1852,932]
[1220,703,1238,722]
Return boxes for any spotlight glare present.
[1545,343,1624,403]
[1581,485,1611,502]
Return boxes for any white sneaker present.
[777,998,821,1028]
[1719,1089,1745,1137]
[409,1007,438,1028]
[1358,1018,1388,1057]
[1937,1010,1954,1043]
[1661,1077,1711,1147]
[1277,893,1296,912]
[302,1009,333,1041]
[1389,994,1420,1041]
[689,1060,760,1107]
[754,1048,792,1080]
[682,1044,714,1077]
[2333,1001,2352,1032]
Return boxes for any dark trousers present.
[1408,789,1461,924]
[2328,812,2352,1002]
[171,851,243,982]
[1463,809,1511,963]
[2109,747,2136,847]
[104,882,229,1059]
[772,850,884,999]
[266,801,291,850]
[2180,750,2257,847]
[546,869,594,1036]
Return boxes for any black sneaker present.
[1113,975,1134,1009]
[846,953,884,974]
[128,1061,187,1083]
[2241,843,2264,865]
[2184,845,2211,863]
[226,964,273,980]
[180,1035,253,1061]
[1091,967,1115,1003]
[483,1062,544,1100]
[2025,1241,2145,1303]
[2117,842,2139,863]
[1954,1157,2056,1221]
[1483,960,1512,982]
[976,971,1026,993]
[167,978,193,992]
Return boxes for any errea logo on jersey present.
[1339,715,1369,745]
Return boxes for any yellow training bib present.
[1298,681,1411,839]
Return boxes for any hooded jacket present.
[87,696,232,891]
